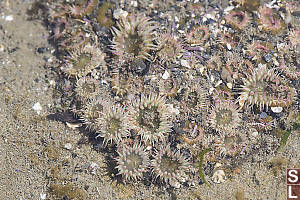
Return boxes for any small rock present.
[226,43,231,50]
[260,112,268,119]
[180,59,190,68]
[32,102,42,115]
[0,44,5,52]
[169,179,181,188]
[131,1,138,7]
[251,128,259,137]
[212,169,226,184]
[4,15,14,21]
[64,143,72,150]
[88,162,99,175]
[226,82,232,89]
[263,53,272,63]
[40,193,47,200]
[113,9,128,20]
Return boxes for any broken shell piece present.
[181,59,190,68]
[162,70,170,80]
[64,143,72,150]
[271,107,283,113]
[66,122,82,130]
[212,169,226,183]
[169,179,181,188]
[226,82,232,89]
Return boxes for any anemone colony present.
[35,0,299,188]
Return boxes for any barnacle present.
[209,98,241,136]
[96,104,130,145]
[128,93,172,144]
[156,32,184,64]
[111,14,157,61]
[225,10,249,30]
[61,43,106,78]
[151,144,190,186]
[74,76,101,102]
[115,143,149,182]
[238,64,296,110]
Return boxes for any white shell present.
[162,70,170,80]
[271,107,283,113]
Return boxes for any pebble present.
[4,15,14,21]
[32,102,42,115]
[212,169,226,183]
[263,53,272,63]
[226,43,231,50]
[0,44,4,52]
[260,112,268,119]
[251,128,259,137]
[131,1,138,7]
[40,193,47,200]
[88,162,99,175]
[180,59,190,68]
[113,9,128,20]
[64,143,72,150]
[226,82,232,89]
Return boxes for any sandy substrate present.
[0,0,299,200]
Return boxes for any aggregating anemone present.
[115,143,150,182]
[128,93,172,144]
[34,0,300,192]
[110,14,157,61]
[151,145,189,186]
[239,64,295,110]
[96,104,130,145]
[61,43,106,78]
[209,98,241,136]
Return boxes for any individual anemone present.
[61,43,106,78]
[258,6,285,34]
[225,10,249,30]
[128,93,172,144]
[156,32,184,64]
[96,104,130,145]
[158,77,179,98]
[215,135,244,157]
[80,97,108,131]
[186,25,210,46]
[209,98,241,136]
[238,64,296,110]
[110,68,136,98]
[181,81,209,115]
[151,144,190,186]
[68,0,99,17]
[115,142,150,182]
[74,76,101,102]
[110,14,157,61]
